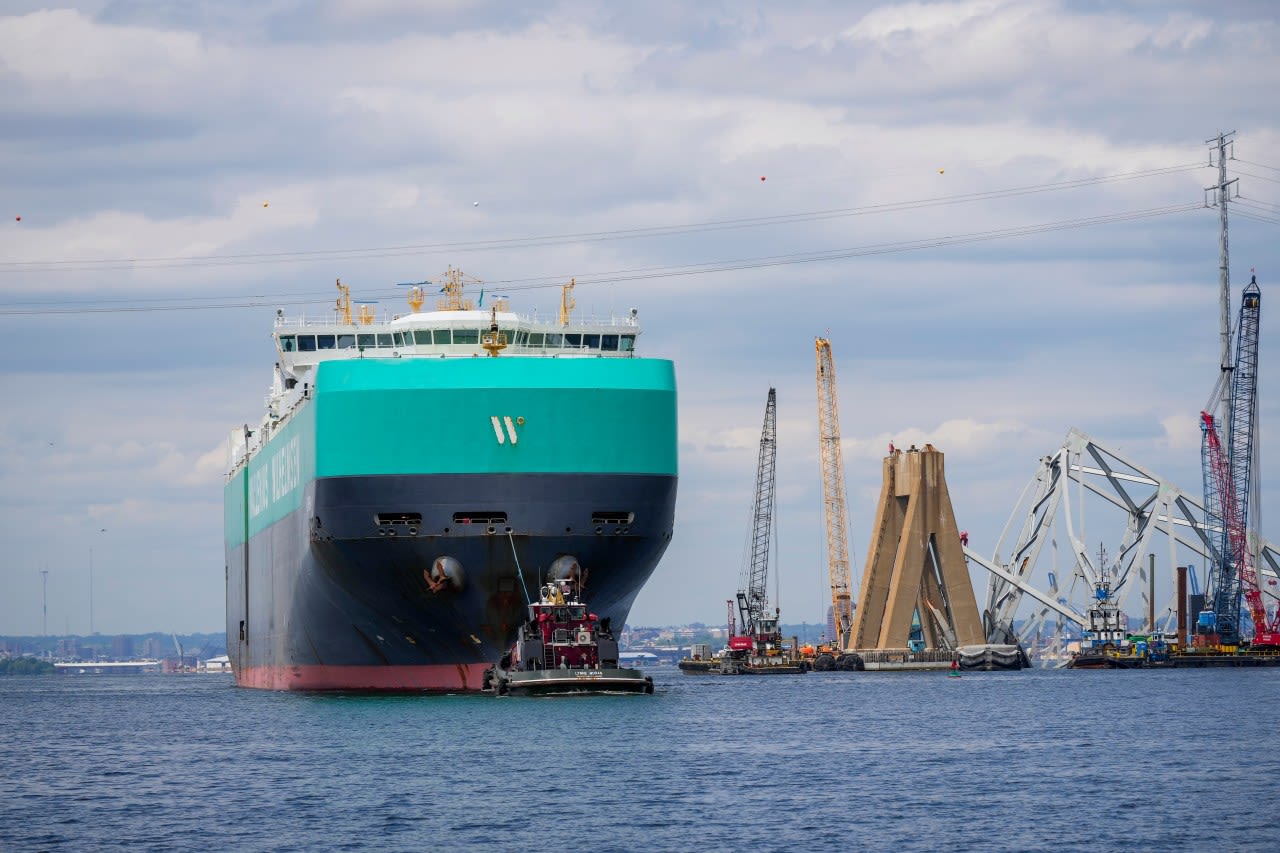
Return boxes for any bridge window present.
[414,330,433,345]
[583,334,600,349]
[516,331,529,345]
[601,334,618,351]
[545,333,562,348]
[297,335,317,352]
[337,334,356,349]
[357,333,375,349]
[317,334,336,350]
[528,332,545,347]
[377,333,393,347]
[433,329,451,345]
[620,335,635,352]
[454,329,479,344]
[279,335,297,352]
[564,333,582,348]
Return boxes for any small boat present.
[482,580,654,696]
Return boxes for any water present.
[2,666,1278,852]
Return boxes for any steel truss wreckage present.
[966,427,1280,651]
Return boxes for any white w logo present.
[491,416,523,445]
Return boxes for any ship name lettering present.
[249,435,301,519]
[271,436,301,502]
[248,468,270,518]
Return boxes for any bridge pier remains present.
[852,444,1023,670]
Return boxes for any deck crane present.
[1199,275,1278,646]
[815,338,855,651]
[731,388,784,654]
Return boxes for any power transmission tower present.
[1205,131,1238,423]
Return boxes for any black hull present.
[226,472,675,690]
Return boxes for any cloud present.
[0,1,1277,635]
[851,417,1035,461]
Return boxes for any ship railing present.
[274,312,640,330]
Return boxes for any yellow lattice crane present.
[816,338,854,652]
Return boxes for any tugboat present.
[481,579,654,696]
[1068,546,1133,669]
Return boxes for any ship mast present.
[335,279,352,325]
[559,278,576,326]
[435,266,480,311]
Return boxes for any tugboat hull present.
[485,666,654,696]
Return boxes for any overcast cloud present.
[1,0,1278,637]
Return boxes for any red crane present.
[1200,275,1277,646]
[1201,410,1280,646]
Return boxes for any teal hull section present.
[226,356,676,547]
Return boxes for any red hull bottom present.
[237,663,485,692]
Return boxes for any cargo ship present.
[223,269,677,691]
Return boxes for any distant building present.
[112,635,134,659]
[202,655,232,673]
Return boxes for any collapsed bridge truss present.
[967,427,1280,649]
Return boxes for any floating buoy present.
[938,168,945,174]
[15,215,20,221]
[760,176,766,181]
[262,201,269,208]
[473,201,479,206]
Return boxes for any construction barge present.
[680,389,809,678]
[799,645,1025,672]
[1068,635,1280,669]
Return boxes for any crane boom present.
[736,388,777,636]
[815,339,854,650]
[1201,276,1277,645]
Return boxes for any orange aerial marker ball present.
[15,215,20,221]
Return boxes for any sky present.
[1,0,1278,638]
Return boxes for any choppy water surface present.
[2,667,1278,851]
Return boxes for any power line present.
[0,162,1206,274]
[1236,198,1280,216]
[1235,209,1280,227]
[1233,168,1280,186]
[1236,158,1280,174]
[0,201,1205,316]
